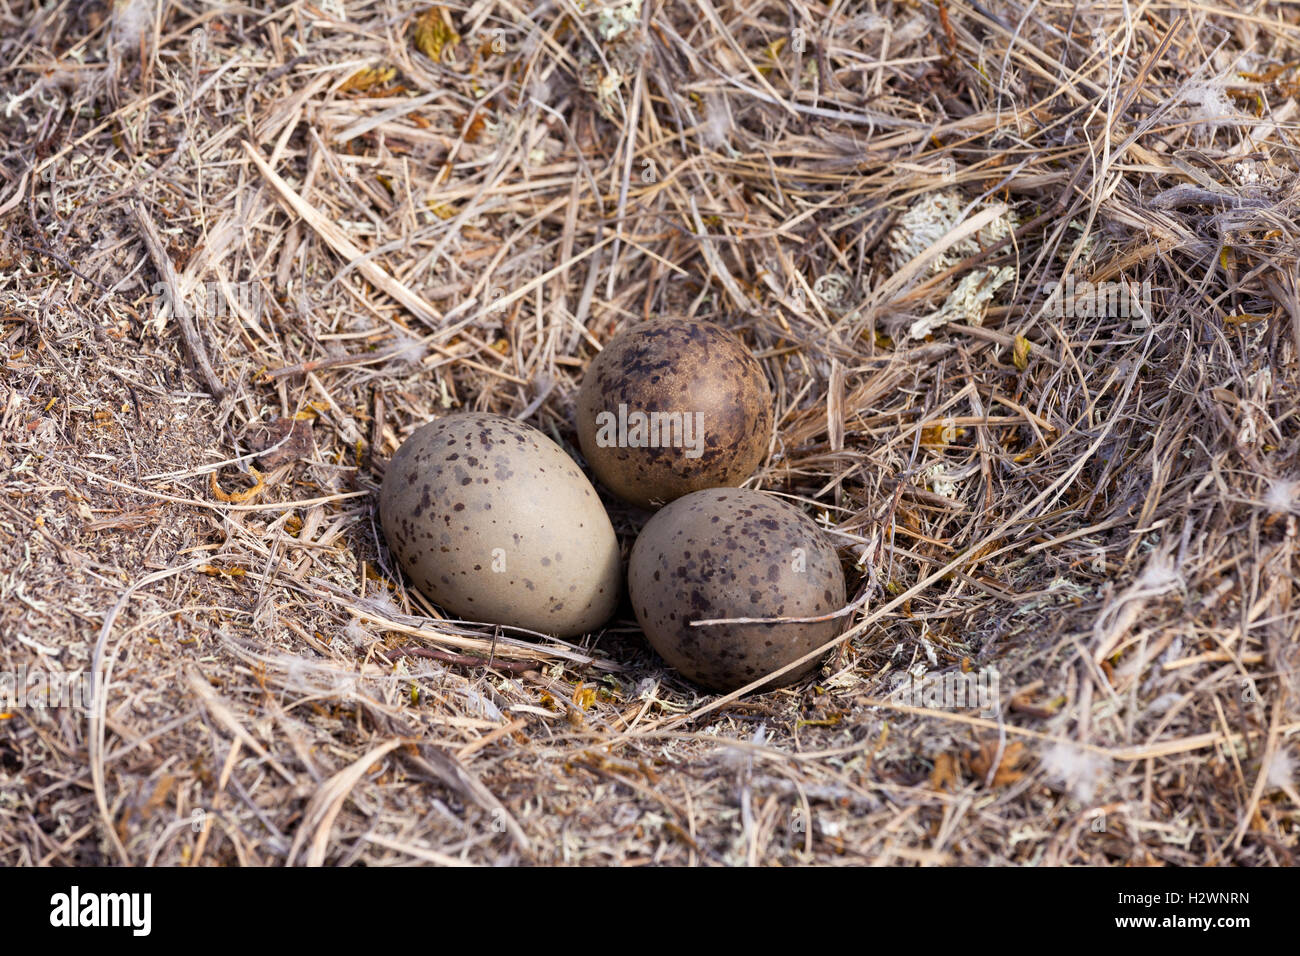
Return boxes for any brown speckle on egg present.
[627,488,846,692]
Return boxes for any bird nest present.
[0,0,1297,865]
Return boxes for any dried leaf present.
[210,468,265,504]
[920,421,965,446]
[1012,334,1031,371]
[197,565,246,578]
[461,111,486,143]
[244,417,315,470]
[339,66,397,95]
[412,7,459,62]
[968,739,1026,787]
[930,752,960,792]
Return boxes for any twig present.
[133,201,227,399]
[380,644,536,674]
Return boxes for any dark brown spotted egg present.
[379,412,620,637]
[628,488,846,692]
[576,319,773,510]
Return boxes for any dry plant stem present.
[133,202,227,399]
[381,644,536,674]
[90,561,206,865]
[243,141,445,330]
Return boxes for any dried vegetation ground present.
[1,0,1298,865]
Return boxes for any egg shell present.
[576,319,773,510]
[628,488,846,692]
[380,412,620,637]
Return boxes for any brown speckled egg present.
[628,488,846,692]
[576,319,772,510]
[379,412,620,637]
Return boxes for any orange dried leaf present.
[968,739,1026,787]
[930,752,960,792]
[210,468,265,503]
[198,565,246,578]
[462,112,487,143]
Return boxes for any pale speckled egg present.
[576,319,773,510]
[380,412,620,637]
[628,488,846,692]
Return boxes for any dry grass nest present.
[1,0,1298,866]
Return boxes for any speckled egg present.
[379,412,620,637]
[576,319,773,510]
[628,488,846,692]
